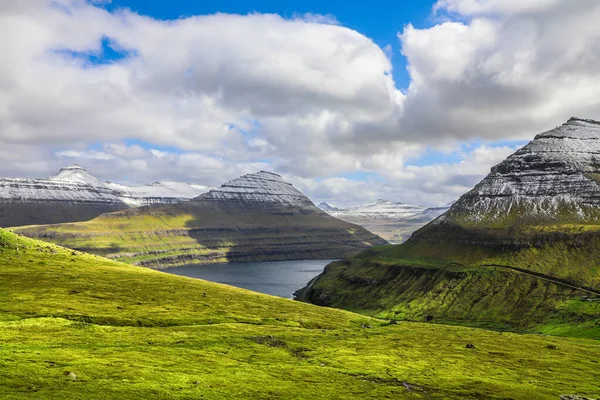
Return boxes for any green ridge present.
[14,200,386,268]
[1,228,599,399]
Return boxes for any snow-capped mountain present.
[435,117,600,227]
[198,171,316,209]
[318,202,342,212]
[0,165,210,227]
[318,199,450,243]
[17,170,387,268]
[321,199,426,219]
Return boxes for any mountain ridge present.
[15,171,387,268]
[0,164,210,227]
[318,198,449,242]
[296,118,600,335]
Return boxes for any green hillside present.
[1,228,599,399]
[14,200,385,269]
[296,243,600,339]
[296,120,600,335]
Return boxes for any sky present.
[2,0,600,207]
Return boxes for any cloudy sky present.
[2,0,600,207]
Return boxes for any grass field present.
[14,202,386,268]
[1,228,599,399]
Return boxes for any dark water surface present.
[164,259,335,298]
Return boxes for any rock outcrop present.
[434,118,600,228]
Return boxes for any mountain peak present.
[435,118,600,227]
[49,164,104,186]
[534,117,600,141]
[197,170,316,209]
[318,202,342,212]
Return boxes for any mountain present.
[297,118,600,336]
[318,199,450,243]
[0,164,210,227]
[317,201,342,212]
[15,171,387,268]
[3,229,599,399]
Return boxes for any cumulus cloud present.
[399,0,600,141]
[0,0,599,206]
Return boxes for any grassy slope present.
[1,229,600,399]
[297,243,600,339]
[14,202,386,268]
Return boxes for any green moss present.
[1,228,600,399]
[299,245,600,338]
[14,203,386,269]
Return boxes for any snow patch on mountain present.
[197,171,316,209]
[319,199,450,243]
[318,202,342,212]
[321,199,426,219]
[438,118,600,225]
[0,165,210,207]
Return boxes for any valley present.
[14,171,386,268]
[4,2,600,399]
[319,200,450,243]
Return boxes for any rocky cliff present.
[16,171,387,268]
[0,165,209,227]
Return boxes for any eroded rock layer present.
[16,171,387,268]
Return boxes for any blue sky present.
[100,0,436,90]
[2,0,594,206]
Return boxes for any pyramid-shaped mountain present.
[0,165,209,227]
[436,117,600,228]
[297,119,600,335]
[17,171,387,268]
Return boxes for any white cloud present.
[1,0,599,206]
[399,0,600,141]
[55,150,116,160]
[433,0,562,16]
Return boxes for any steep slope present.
[1,228,599,399]
[0,165,209,227]
[16,171,387,268]
[297,118,600,335]
[319,199,450,243]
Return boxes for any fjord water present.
[165,259,335,298]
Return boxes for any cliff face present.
[16,171,387,268]
[0,165,209,227]
[296,119,600,335]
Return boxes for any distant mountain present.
[297,118,600,336]
[317,202,342,212]
[0,165,210,227]
[17,171,387,268]
[318,199,450,243]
